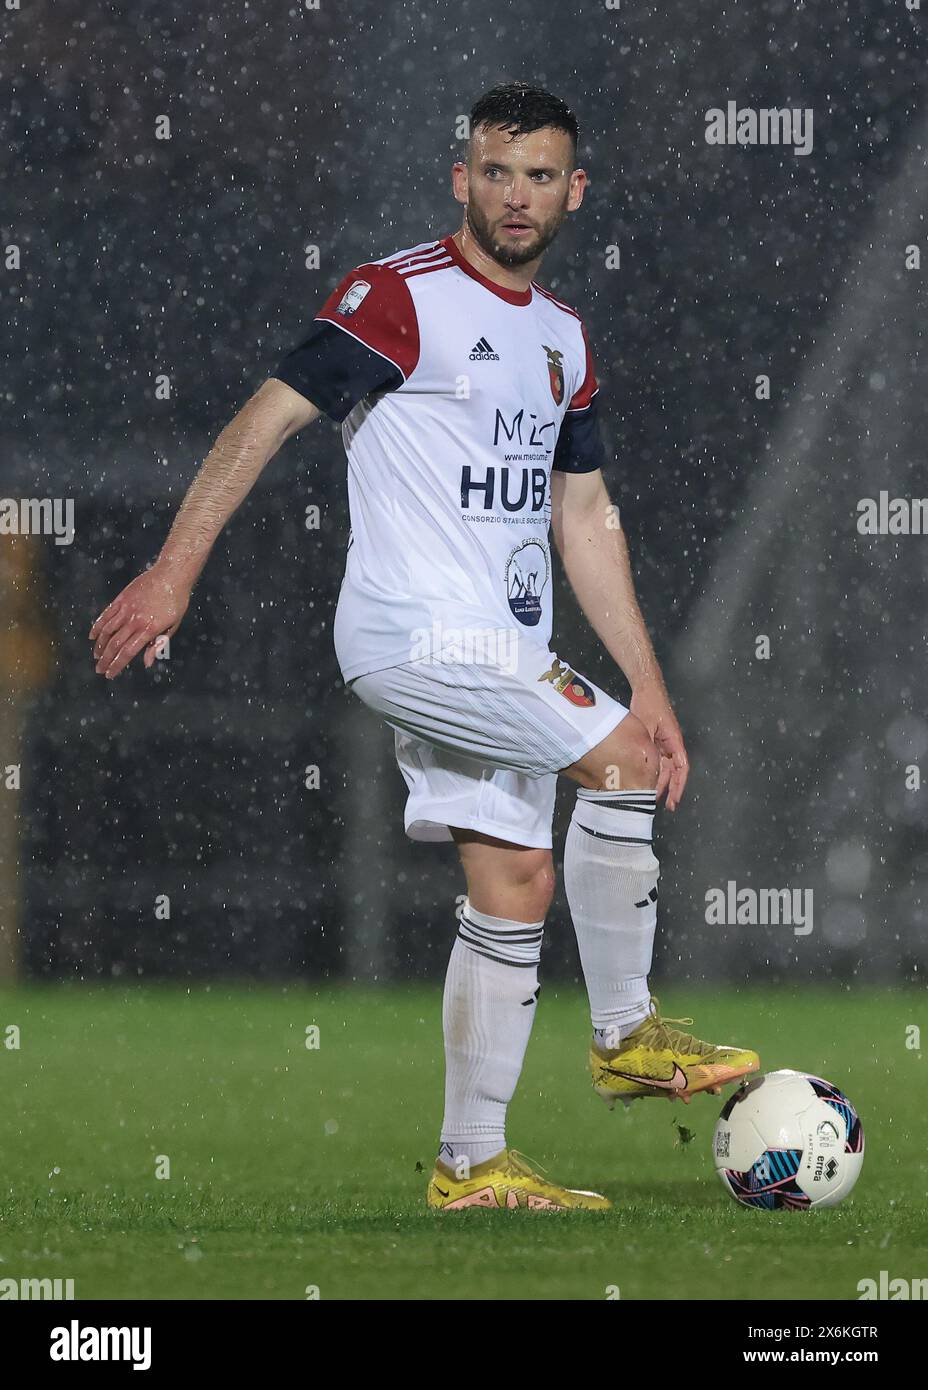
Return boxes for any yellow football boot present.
[591,996,759,1108]
[426,1148,611,1211]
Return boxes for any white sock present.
[438,898,544,1175]
[564,788,659,1050]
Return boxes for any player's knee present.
[515,850,556,920]
[590,715,660,791]
[624,720,660,790]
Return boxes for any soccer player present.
[89,82,759,1212]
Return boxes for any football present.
[713,1069,865,1210]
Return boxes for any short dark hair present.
[467,82,580,163]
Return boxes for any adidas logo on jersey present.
[469,337,500,361]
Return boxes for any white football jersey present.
[273,235,607,682]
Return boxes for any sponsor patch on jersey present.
[506,539,549,626]
[542,343,565,405]
[336,280,372,316]
[537,656,597,706]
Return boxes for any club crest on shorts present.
[506,539,549,626]
[542,344,565,405]
[537,657,596,706]
[336,279,371,316]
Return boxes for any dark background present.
[3,0,926,982]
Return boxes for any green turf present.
[0,983,924,1300]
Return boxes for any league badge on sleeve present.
[337,280,372,316]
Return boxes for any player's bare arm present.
[88,378,320,680]
[550,465,690,810]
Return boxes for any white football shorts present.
[348,639,629,849]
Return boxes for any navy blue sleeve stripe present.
[552,394,608,474]
[272,318,404,424]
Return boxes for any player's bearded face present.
[465,127,575,268]
[466,196,566,267]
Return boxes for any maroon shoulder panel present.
[316,261,421,379]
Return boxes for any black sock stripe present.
[460,913,544,933]
[580,801,656,812]
[456,939,538,967]
[459,935,544,952]
[458,917,544,939]
[459,935,544,957]
[459,914,544,943]
[573,823,652,845]
[578,791,657,803]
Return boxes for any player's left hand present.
[629,683,689,812]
